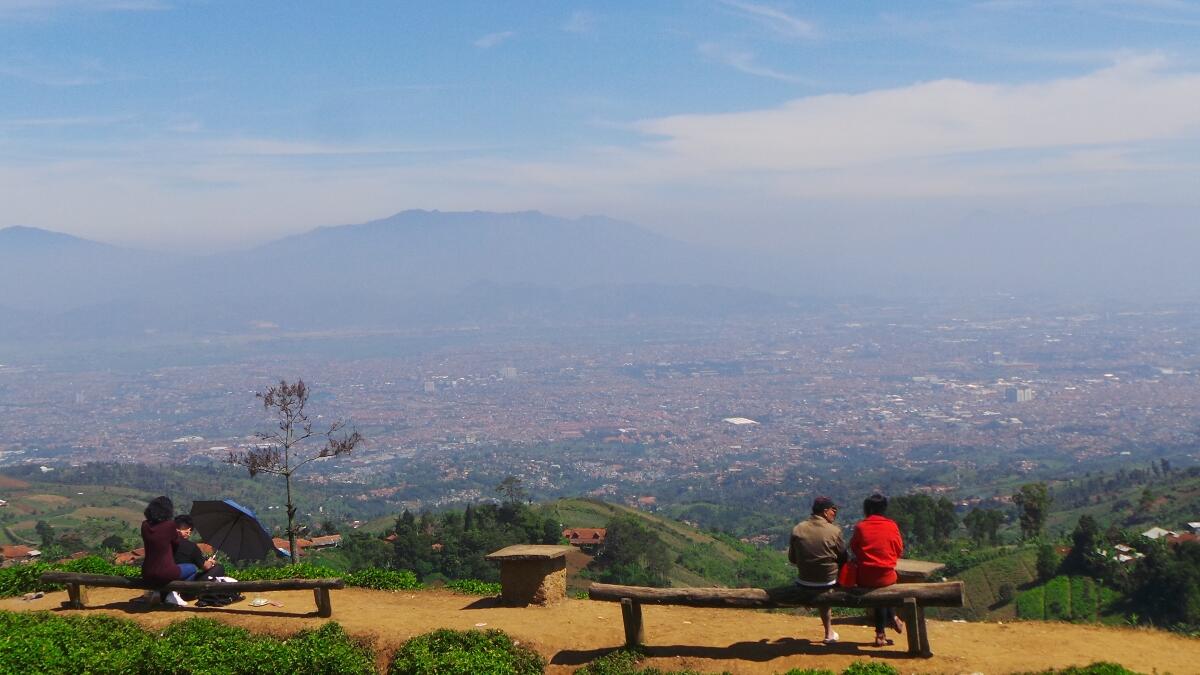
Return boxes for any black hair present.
[174,514,194,528]
[863,493,888,517]
[144,496,174,524]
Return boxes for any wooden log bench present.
[40,572,344,618]
[589,580,965,657]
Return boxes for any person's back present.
[849,493,906,647]
[141,497,182,586]
[850,513,903,587]
[787,497,845,643]
[789,515,845,585]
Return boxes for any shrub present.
[575,648,642,675]
[232,562,342,581]
[0,611,374,674]
[344,568,422,591]
[841,662,900,675]
[0,561,53,597]
[388,628,545,675]
[780,669,836,675]
[1018,663,1143,675]
[445,578,502,596]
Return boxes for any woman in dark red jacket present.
[849,493,905,647]
[141,496,198,590]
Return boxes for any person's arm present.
[787,534,799,566]
[834,531,848,566]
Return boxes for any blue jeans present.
[177,563,199,580]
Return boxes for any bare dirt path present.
[5,587,1198,674]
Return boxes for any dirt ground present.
[4,587,1199,674]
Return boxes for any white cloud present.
[698,42,813,84]
[4,56,1200,251]
[718,0,817,39]
[473,31,515,49]
[0,0,168,19]
[632,54,1200,173]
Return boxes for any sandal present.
[891,615,904,634]
[873,633,894,647]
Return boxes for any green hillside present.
[543,498,793,588]
[934,547,1039,621]
[0,477,153,548]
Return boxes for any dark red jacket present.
[850,514,904,587]
[140,519,181,585]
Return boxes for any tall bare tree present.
[228,379,362,560]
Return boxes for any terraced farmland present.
[938,548,1038,620]
[1016,575,1119,622]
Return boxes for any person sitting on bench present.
[140,496,196,606]
[173,515,221,579]
[850,493,906,647]
[788,496,846,644]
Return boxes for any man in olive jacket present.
[788,496,846,643]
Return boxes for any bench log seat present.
[40,572,344,617]
[589,580,965,657]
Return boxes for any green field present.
[0,479,151,547]
[1015,575,1120,623]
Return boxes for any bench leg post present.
[314,588,332,617]
[61,583,88,609]
[620,597,644,647]
[916,605,931,656]
[902,598,921,655]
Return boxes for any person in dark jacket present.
[849,493,905,647]
[788,496,846,643]
[174,515,221,579]
[140,496,198,605]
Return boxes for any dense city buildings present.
[2,302,1198,511]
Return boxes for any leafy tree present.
[1062,515,1108,578]
[495,475,527,505]
[964,508,1005,545]
[100,534,127,551]
[227,379,363,560]
[1012,483,1052,540]
[1126,540,1200,630]
[1036,541,1061,582]
[35,520,55,548]
[594,515,671,586]
[890,494,958,549]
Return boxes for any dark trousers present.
[874,607,895,634]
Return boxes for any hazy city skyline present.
[2,1,1199,256]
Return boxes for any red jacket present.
[140,519,181,585]
[850,515,904,587]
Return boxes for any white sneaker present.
[164,591,189,607]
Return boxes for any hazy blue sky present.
[2,1,1199,252]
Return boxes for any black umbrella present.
[189,499,280,562]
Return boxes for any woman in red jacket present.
[849,493,905,647]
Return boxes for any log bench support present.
[40,572,343,617]
[590,581,963,657]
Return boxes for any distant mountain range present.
[2,206,1198,341]
[0,211,794,338]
